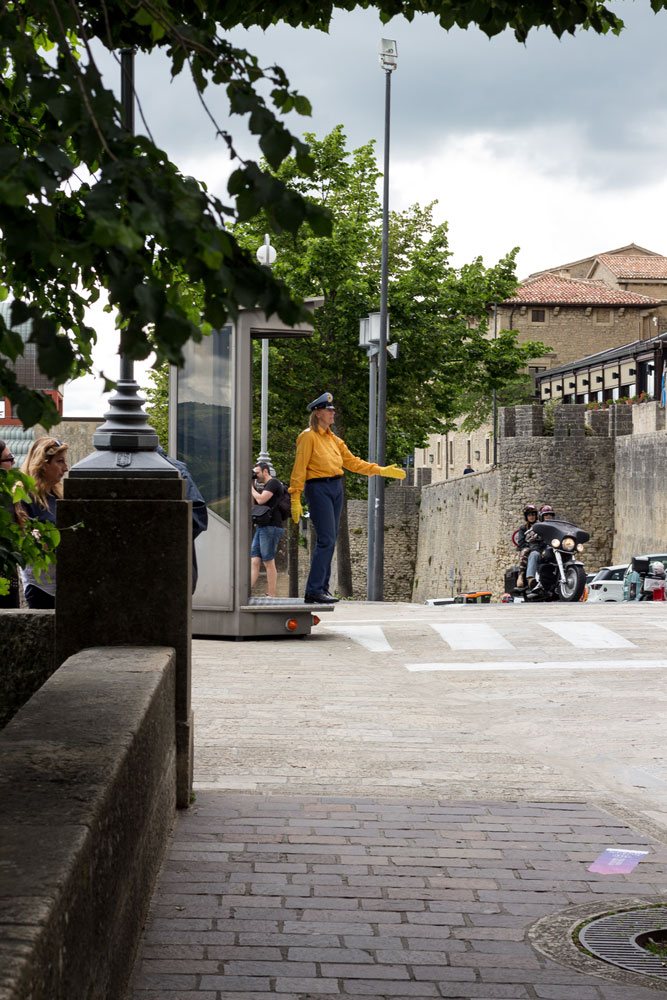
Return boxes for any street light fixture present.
[256,234,277,469]
[371,38,397,600]
[69,48,176,479]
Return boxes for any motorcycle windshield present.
[533,519,590,545]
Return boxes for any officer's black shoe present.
[304,592,337,604]
[324,590,340,602]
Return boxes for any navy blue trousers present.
[304,477,343,596]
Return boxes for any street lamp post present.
[360,311,397,600]
[256,235,277,469]
[359,315,380,598]
[371,38,398,600]
[69,48,176,479]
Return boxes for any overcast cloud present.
[67,2,667,415]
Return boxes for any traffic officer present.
[289,391,406,604]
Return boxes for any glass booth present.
[168,304,332,638]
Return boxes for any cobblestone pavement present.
[130,603,667,998]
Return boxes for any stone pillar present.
[554,404,586,438]
[514,404,543,437]
[55,477,193,808]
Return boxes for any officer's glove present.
[378,464,406,480]
[290,494,303,524]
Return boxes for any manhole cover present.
[579,907,667,977]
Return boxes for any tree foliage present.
[0,0,654,428]
[0,469,60,595]
[234,127,545,494]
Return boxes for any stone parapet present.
[554,404,586,438]
[0,646,176,1000]
[632,400,666,434]
[514,404,543,437]
[0,610,55,729]
[609,404,633,437]
[499,407,516,439]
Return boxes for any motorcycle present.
[518,518,589,602]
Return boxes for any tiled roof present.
[594,254,667,279]
[528,243,661,278]
[503,273,660,306]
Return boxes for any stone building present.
[413,243,667,482]
[495,272,661,371]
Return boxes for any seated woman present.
[15,437,69,609]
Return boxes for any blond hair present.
[16,437,69,522]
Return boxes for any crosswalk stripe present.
[431,623,515,650]
[539,621,636,649]
[405,660,667,673]
[324,625,393,652]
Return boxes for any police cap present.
[307,391,335,412]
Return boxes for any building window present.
[448,440,453,465]
[467,440,471,464]
[485,438,490,464]
[531,309,546,323]
[436,440,442,466]
[595,308,611,324]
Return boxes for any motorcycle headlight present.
[561,537,576,552]
[551,538,561,548]
[577,543,584,553]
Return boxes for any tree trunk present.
[336,480,353,598]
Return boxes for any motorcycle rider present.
[515,504,538,589]
[526,503,557,589]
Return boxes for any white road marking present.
[324,625,393,652]
[431,623,514,650]
[539,621,636,649]
[405,660,667,673]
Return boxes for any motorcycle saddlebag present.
[505,566,520,592]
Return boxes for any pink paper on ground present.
[588,848,649,874]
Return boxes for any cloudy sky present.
[65,1,667,415]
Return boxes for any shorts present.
[251,525,285,562]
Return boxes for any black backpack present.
[276,481,291,522]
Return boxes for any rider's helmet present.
[523,504,538,519]
[501,592,513,603]
[539,504,555,520]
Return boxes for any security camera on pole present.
[372,38,398,601]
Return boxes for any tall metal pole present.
[366,348,378,599]
[492,303,498,467]
[371,63,393,601]
[256,234,275,467]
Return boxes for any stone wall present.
[495,303,654,368]
[0,646,176,1000]
[498,436,614,581]
[412,405,616,600]
[35,417,99,467]
[0,610,55,729]
[412,469,502,601]
[345,484,421,601]
[613,431,667,562]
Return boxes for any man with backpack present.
[250,461,289,598]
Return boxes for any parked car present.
[587,564,628,603]
[623,554,667,601]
